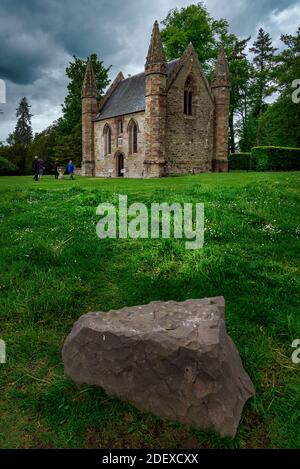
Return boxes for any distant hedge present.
[229,152,254,171]
[229,147,300,171]
[252,146,300,171]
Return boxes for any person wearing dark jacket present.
[54,159,59,179]
[33,156,45,180]
[38,158,45,179]
[32,156,39,181]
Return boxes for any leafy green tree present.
[52,120,82,167]
[52,53,111,167]
[274,27,300,93]
[29,122,61,173]
[258,95,300,147]
[257,28,300,147]
[60,54,110,133]
[221,35,252,153]
[238,29,277,149]
[161,2,229,75]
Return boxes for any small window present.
[104,124,112,155]
[128,120,138,154]
[184,76,193,116]
[117,119,123,135]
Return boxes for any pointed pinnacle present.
[184,42,195,57]
[146,20,166,65]
[82,60,98,98]
[212,45,230,87]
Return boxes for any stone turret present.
[211,46,230,172]
[82,60,98,176]
[144,21,167,177]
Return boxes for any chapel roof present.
[95,59,180,121]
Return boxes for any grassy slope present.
[0,173,299,449]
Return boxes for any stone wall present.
[211,85,230,172]
[92,56,218,178]
[144,65,167,178]
[165,56,215,175]
[93,112,145,178]
[82,96,97,176]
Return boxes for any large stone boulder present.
[62,297,254,437]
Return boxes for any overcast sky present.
[0,0,299,142]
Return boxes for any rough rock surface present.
[62,297,254,437]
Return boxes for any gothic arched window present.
[184,76,193,116]
[128,119,138,154]
[104,124,112,155]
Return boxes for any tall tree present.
[52,54,111,167]
[257,28,300,148]
[8,97,33,146]
[6,97,33,173]
[249,28,277,116]
[221,34,252,153]
[161,2,229,75]
[60,53,110,133]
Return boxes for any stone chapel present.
[81,21,230,178]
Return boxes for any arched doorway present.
[115,152,124,177]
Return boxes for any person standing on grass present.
[32,156,39,181]
[38,158,45,180]
[54,159,60,179]
[67,160,75,180]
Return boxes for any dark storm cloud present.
[2,0,295,85]
[0,0,158,85]
[210,0,298,37]
[0,0,299,142]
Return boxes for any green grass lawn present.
[0,172,299,448]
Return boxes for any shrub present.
[229,153,252,171]
[0,156,17,175]
[252,146,300,171]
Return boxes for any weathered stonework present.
[81,22,230,178]
[144,20,167,178]
[94,112,145,178]
[165,52,214,175]
[63,297,254,437]
[81,61,98,176]
[211,46,231,172]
